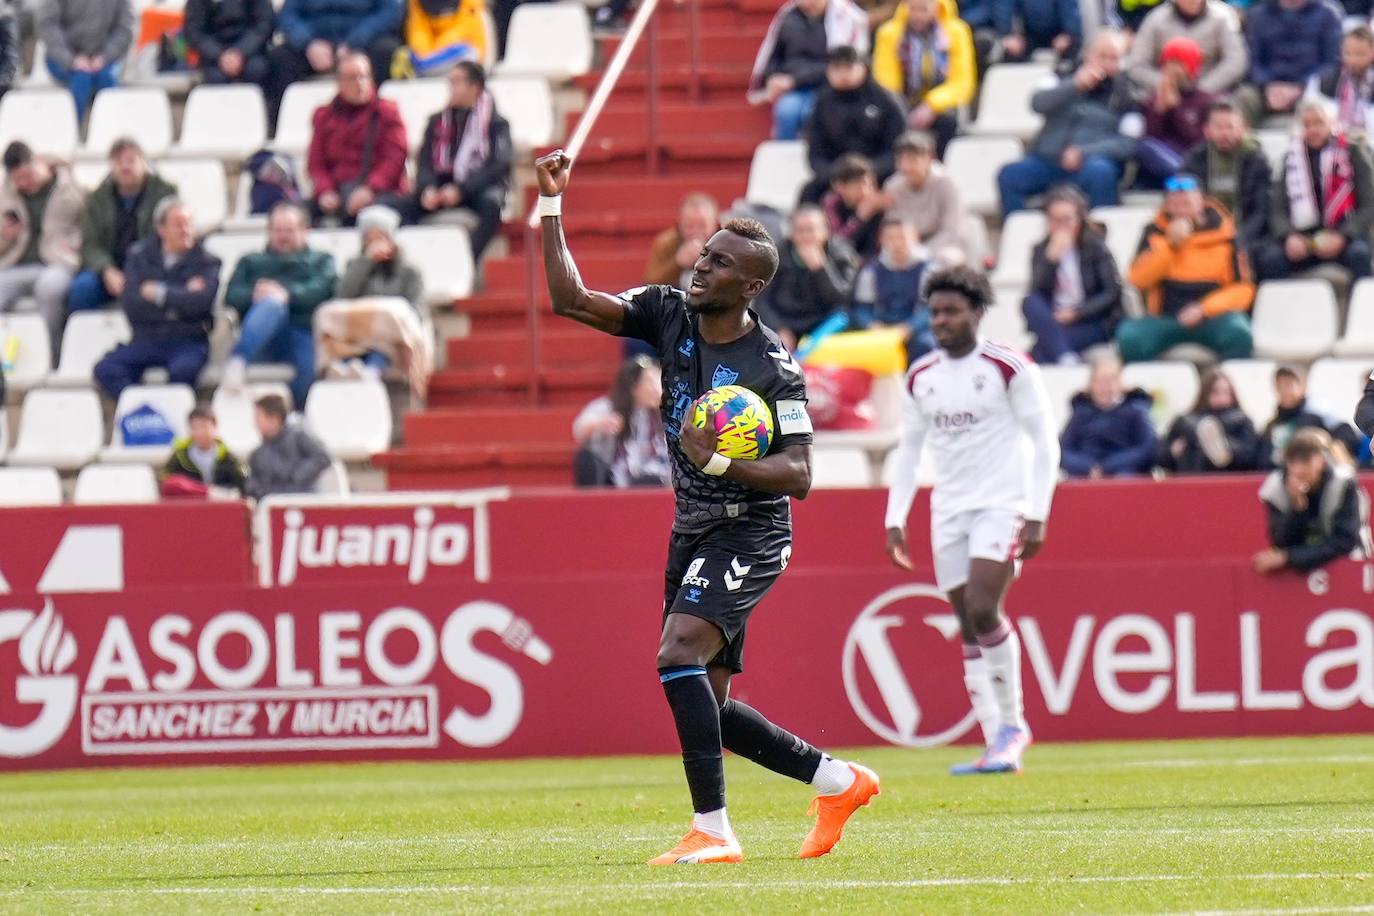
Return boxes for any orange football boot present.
[799,763,881,858]
[647,828,744,866]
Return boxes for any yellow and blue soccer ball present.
[691,385,774,460]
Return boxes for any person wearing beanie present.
[1125,0,1248,96]
[1139,36,1219,184]
[338,205,422,312]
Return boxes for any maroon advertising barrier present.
[1,477,1371,770]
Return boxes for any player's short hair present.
[827,45,861,66]
[255,394,289,421]
[189,405,217,424]
[894,131,935,157]
[2,141,32,171]
[830,153,874,185]
[924,266,994,311]
[722,216,779,283]
[1284,427,1330,463]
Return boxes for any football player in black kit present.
[535,150,879,866]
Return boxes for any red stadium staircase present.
[376,0,778,489]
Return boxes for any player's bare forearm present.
[721,444,813,499]
[541,215,625,334]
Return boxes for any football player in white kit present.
[883,266,1059,774]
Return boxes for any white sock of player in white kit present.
[693,807,733,841]
[810,754,856,796]
[978,620,1028,732]
[962,645,1000,746]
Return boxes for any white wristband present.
[702,452,731,477]
[538,195,562,218]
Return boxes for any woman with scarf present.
[400,0,487,77]
[872,0,975,158]
[1256,99,1374,283]
[396,59,512,260]
[572,356,672,489]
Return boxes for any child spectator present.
[820,154,887,258]
[851,216,936,360]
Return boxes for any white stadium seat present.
[8,388,104,470]
[0,89,78,158]
[488,76,556,149]
[304,378,392,461]
[1256,129,1289,173]
[0,314,53,390]
[746,140,811,215]
[307,228,361,274]
[71,160,110,191]
[204,231,268,297]
[810,446,873,488]
[1221,359,1279,428]
[226,172,269,233]
[101,384,196,464]
[1251,279,1339,361]
[379,78,447,151]
[990,210,1046,290]
[1092,206,1155,276]
[0,466,62,506]
[50,311,131,387]
[24,40,53,88]
[155,159,228,233]
[1038,364,1090,434]
[1334,278,1374,357]
[176,85,268,160]
[968,62,1052,140]
[84,88,174,159]
[1305,358,1371,427]
[497,1,593,80]
[211,382,292,455]
[943,136,1022,216]
[73,463,159,505]
[985,292,1035,352]
[1121,360,1200,428]
[273,81,337,156]
[397,225,475,302]
[316,458,352,495]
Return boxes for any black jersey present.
[616,285,814,534]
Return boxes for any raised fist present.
[534,150,572,197]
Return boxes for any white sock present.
[810,754,856,796]
[980,623,1028,732]
[962,653,1000,747]
[693,807,732,841]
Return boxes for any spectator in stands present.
[162,405,247,496]
[645,194,719,288]
[757,204,859,350]
[821,154,886,258]
[1255,427,1370,572]
[37,0,134,123]
[1118,173,1255,362]
[1125,0,1247,97]
[996,31,1140,216]
[1022,185,1123,364]
[1159,367,1262,472]
[223,202,337,409]
[402,0,487,78]
[400,60,511,261]
[871,0,975,158]
[68,139,178,314]
[1138,38,1218,185]
[0,142,84,356]
[1259,364,1362,468]
[1109,0,1168,33]
[307,53,410,229]
[0,12,18,97]
[1257,100,1374,283]
[882,131,969,266]
[851,215,936,360]
[572,355,672,488]
[1060,354,1158,477]
[747,0,871,140]
[93,198,219,398]
[801,45,906,202]
[1237,0,1342,124]
[1306,26,1374,140]
[992,0,1082,64]
[267,0,405,122]
[245,393,333,499]
[184,0,275,87]
[1183,97,1272,250]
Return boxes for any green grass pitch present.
[3,735,1373,914]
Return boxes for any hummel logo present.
[724,557,752,591]
[767,349,801,374]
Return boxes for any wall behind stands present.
[2,481,1372,771]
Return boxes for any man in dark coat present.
[799,45,906,204]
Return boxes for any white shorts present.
[930,508,1023,593]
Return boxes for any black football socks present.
[659,665,726,814]
[719,697,824,783]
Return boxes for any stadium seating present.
[1251,279,1339,361]
[316,458,352,495]
[1256,129,1289,173]
[1334,278,1374,357]
[175,85,269,161]
[497,1,594,80]
[226,173,269,233]
[810,446,873,488]
[8,388,104,470]
[1091,206,1155,275]
[985,291,1035,351]
[304,378,392,461]
[746,140,810,215]
[1121,360,1200,427]
[0,466,63,506]
[71,160,109,190]
[307,227,361,274]
[203,232,268,299]
[101,384,196,464]
[0,88,79,158]
[83,88,174,159]
[273,81,336,157]
[1038,365,1090,433]
[397,225,475,303]
[50,311,131,387]
[379,78,448,151]
[967,63,1052,140]
[156,159,229,233]
[990,211,1046,291]
[1222,358,1280,427]
[211,382,293,456]
[488,76,556,150]
[0,314,53,391]
[73,463,160,505]
[943,136,1022,216]
[1305,358,1371,425]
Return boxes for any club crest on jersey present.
[679,339,695,357]
[712,364,739,387]
[973,374,986,392]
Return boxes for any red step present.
[403,406,581,447]
[570,102,770,145]
[376,443,576,489]
[386,465,572,489]
[483,253,644,293]
[446,330,621,368]
[427,365,614,409]
[521,175,747,214]
[604,30,763,67]
[571,65,753,99]
[539,138,759,176]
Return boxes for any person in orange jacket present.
[872,0,976,157]
[402,0,486,77]
[1117,172,1255,362]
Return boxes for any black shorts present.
[662,519,792,673]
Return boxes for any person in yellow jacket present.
[1117,173,1255,363]
[398,0,487,78]
[872,0,975,157]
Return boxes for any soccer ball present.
[691,385,774,460]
